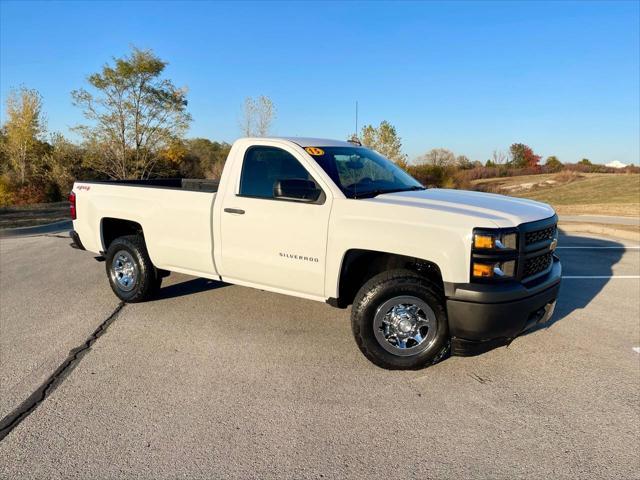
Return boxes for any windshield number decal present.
[305,147,325,156]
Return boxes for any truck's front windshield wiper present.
[350,185,426,199]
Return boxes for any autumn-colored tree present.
[2,87,47,184]
[360,121,407,166]
[160,139,188,164]
[509,143,541,168]
[72,47,191,179]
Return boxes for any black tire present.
[105,235,159,303]
[351,269,450,370]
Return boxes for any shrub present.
[553,170,582,184]
[0,175,14,207]
[405,164,472,189]
[10,183,48,205]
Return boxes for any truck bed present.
[78,178,219,193]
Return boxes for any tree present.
[360,121,407,166]
[415,148,456,167]
[240,95,275,137]
[183,138,231,178]
[491,149,509,165]
[2,87,46,184]
[545,155,563,172]
[71,47,191,179]
[456,155,472,169]
[579,158,592,165]
[509,143,541,168]
[42,133,85,195]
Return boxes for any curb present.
[559,215,640,227]
[559,222,640,242]
[0,220,72,238]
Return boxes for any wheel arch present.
[100,217,144,252]
[328,249,444,308]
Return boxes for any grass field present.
[473,173,640,217]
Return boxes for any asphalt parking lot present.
[0,230,639,479]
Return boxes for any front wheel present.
[105,235,161,303]
[351,269,450,370]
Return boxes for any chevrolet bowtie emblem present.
[550,238,558,251]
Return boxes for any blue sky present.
[1,0,638,164]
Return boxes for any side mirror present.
[273,178,322,202]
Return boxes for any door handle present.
[224,208,245,215]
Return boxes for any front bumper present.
[446,256,561,356]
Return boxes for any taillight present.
[69,191,76,220]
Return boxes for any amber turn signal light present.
[473,263,494,278]
[473,234,495,249]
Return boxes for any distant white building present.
[605,160,628,169]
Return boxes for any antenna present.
[355,101,358,136]
[348,101,362,145]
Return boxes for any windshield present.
[308,146,424,199]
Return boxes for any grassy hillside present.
[472,173,640,216]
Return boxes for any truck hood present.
[369,188,556,228]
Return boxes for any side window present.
[239,146,315,199]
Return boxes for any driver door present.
[218,145,331,298]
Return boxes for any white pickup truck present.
[70,137,561,369]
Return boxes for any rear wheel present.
[105,235,160,302]
[351,269,449,370]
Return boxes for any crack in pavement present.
[44,234,70,239]
[0,302,126,442]
[469,373,492,384]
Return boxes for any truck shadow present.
[150,231,626,340]
[155,277,228,300]
[523,229,626,335]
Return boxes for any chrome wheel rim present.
[373,296,437,356]
[110,250,138,292]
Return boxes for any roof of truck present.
[273,137,356,148]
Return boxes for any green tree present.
[509,143,541,168]
[545,155,563,172]
[1,87,46,184]
[360,120,407,166]
[71,47,191,179]
[579,158,592,165]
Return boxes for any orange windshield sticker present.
[305,147,325,156]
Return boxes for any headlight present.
[473,230,517,250]
[472,260,516,279]
[471,228,518,281]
